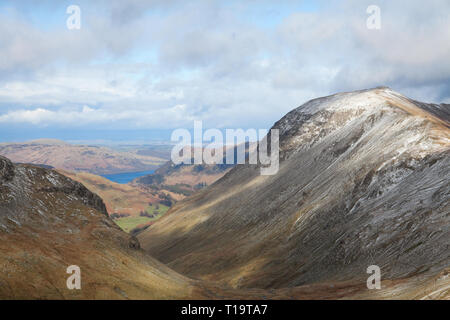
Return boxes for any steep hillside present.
[139,88,450,296]
[0,140,166,175]
[0,156,208,299]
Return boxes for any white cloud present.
[0,0,449,133]
[0,103,193,128]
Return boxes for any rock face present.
[0,156,14,182]
[0,158,107,223]
[139,87,450,296]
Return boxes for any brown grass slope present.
[0,156,211,299]
[138,87,450,298]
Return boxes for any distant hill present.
[134,144,174,159]
[16,162,54,169]
[0,140,166,175]
[132,143,257,198]
[28,138,68,145]
[132,160,233,198]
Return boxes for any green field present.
[145,203,169,215]
[114,204,170,233]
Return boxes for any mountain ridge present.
[0,141,166,175]
[138,88,450,293]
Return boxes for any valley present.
[56,158,231,234]
[1,88,448,300]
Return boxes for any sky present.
[0,0,449,143]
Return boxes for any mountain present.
[0,155,212,299]
[138,87,450,297]
[132,143,257,198]
[0,140,166,175]
[133,144,174,159]
[2,155,395,299]
[132,160,233,198]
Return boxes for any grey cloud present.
[0,0,449,130]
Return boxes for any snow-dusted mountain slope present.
[139,87,450,295]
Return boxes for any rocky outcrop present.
[38,182,108,216]
[0,156,14,182]
[128,236,141,250]
[0,157,108,218]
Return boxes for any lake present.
[101,170,155,184]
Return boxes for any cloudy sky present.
[0,0,449,143]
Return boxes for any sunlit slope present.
[139,88,450,295]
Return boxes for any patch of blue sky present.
[0,1,67,31]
